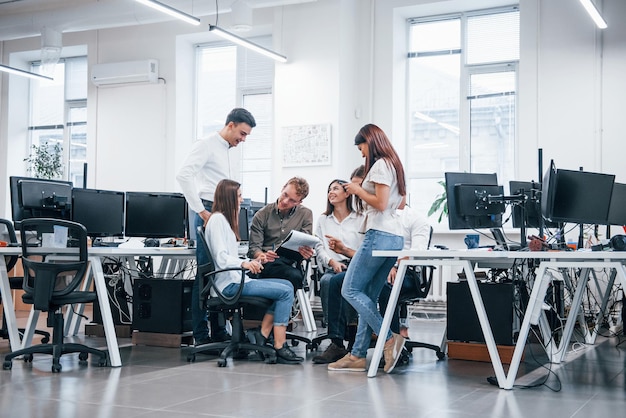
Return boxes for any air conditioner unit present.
[91,59,158,87]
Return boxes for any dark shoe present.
[211,331,231,342]
[247,328,268,346]
[312,343,348,364]
[275,343,304,364]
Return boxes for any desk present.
[370,249,626,389]
[4,246,195,367]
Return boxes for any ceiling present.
[0,0,317,41]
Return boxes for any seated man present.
[246,177,315,318]
[378,203,431,337]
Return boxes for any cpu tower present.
[132,279,193,334]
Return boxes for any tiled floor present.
[0,309,625,418]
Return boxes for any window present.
[29,56,88,186]
[406,7,519,226]
[196,38,274,203]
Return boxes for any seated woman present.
[311,169,365,364]
[204,179,303,364]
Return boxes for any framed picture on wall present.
[282,123,331,167]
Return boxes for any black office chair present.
[0,218,50,344]
[187,226,277,366]
[397,226,445,360]
[3,218,108,373]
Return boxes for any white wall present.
[1,0,625,249]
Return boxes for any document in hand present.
[276,230,321,262]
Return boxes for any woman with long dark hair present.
[204,179,303,364]
[328,124,407,373]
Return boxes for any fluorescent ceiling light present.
[135,0,201,26]
[579,0,608,29]
[209,25,287,63]
[0,64,53,81]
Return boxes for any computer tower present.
[132,279,193,334]
[447,281,515,345]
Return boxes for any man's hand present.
[298,245,314,260]
[387,266,398,284]
[199,209,211,226]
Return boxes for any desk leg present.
[0,258,21,352]
[20,308,39,350]
[296,288,317,332]
[90,256,122,367]
[367,261,408,378]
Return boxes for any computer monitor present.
[445,172,504,230]
[72,188,125,238]
[607,182,626,226]
[542,163,615,225]
[239,207,250,241]
[125,192,187,238]
[9,176,73,227]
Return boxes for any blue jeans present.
[222,278,295,326]
[341,229,403,358]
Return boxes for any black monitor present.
[542,163,615,225]
[607,182,626,226]
[72,188,125,238]
[125,192,187,238]
[9,176,73,227]
[445,172,504,230]
[239,207,249,241]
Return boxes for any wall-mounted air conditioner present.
[91,59,158,87]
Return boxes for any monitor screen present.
[607,182,626,226]
[445,172,504,230]
[72,188,125,238]
[125,192,187,238]
[9,176,73,226]
[543,167,615,225]
[239,207,249,241]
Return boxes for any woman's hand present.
[243,259,263,274]
[329,259,347,273]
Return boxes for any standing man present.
[177,108,256,346]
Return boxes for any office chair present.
[396,226,445,360]
[0,218,50,344]
[187,226,277,366]
[3,218,108,373]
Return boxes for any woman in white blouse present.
[204,179,303,364]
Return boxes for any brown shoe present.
[328,353,366,372]
[383,332,406,373]
[312,343,348,364]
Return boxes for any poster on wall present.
[282,124,331,167]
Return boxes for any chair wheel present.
[23,354,33,363]
[217,358,227,367]
[436,351,445,360]
[79,352,89,362]
[98,358,107,367]
[3,361,12,370]
[187,354,196,362]
[52,363,62,373]
[291,340,299,347]
[265,354,277,364]
[41,336,50,344]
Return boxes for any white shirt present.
[205,212,251,294]
[399,206,430,250]
[176,132,241,214]
[314,210,364,269]
[361,158,404,236]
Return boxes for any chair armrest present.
[199,266,250,307]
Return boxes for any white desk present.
[3,246,195,367]
[370,249,626,389]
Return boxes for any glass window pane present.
[409,19,460,53]
[469,71,516,183]
[407,53,461,175]
[196,45,237,138]
[467,11,520,64]
[241,92,272,203]
[68,105,87,186]
[65,58,88,100]
[30,62,65,127]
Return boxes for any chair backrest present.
[0,218,19,272]
[402,225,435,301]
[19,218,90,311]
[196,225,247,306]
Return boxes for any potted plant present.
[428,180,448,223]
[24,142,63,179]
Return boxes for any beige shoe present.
[383,332,406,373]
[327,353,366,372]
